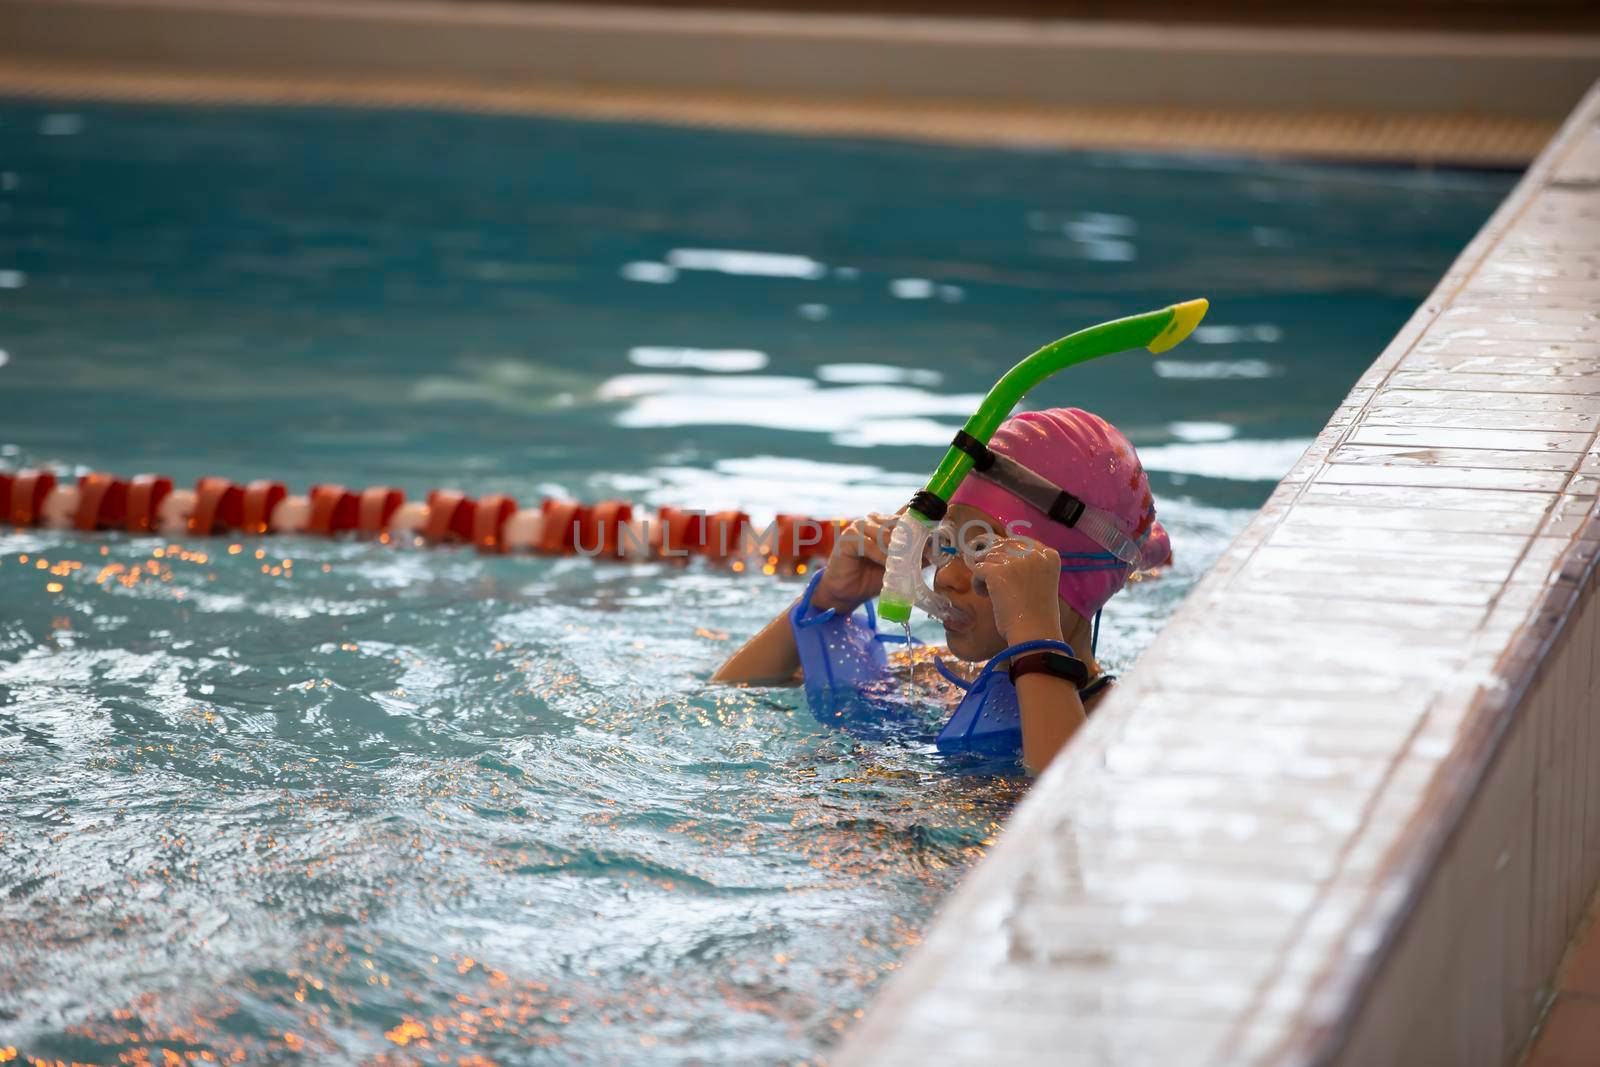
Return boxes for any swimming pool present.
[0,100,1513,1064]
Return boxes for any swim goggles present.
[922,444,1147,572]
[921,520,1001,570]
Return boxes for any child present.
[714,407,1169,774]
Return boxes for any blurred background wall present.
[1,0,1598,163]
[501,0,1600,32]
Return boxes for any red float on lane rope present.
[472,494,517,553]
[9,470,58,527]
[240,480,287,535]
[74,472,129,531]
[769,514,807,563]
[812,518,841,561]
[653,506,704,559]
[191,477,244,536]
[538,499,580,555]
[581,500,634,558]
[358,487,404,538]
[703,510,750,561]
[307,484,359,536]
[423,489,475,543]
[124,475,174,534]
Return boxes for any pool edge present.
[839,78,1600,1067]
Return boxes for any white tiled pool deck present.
[841,83,1600,1067]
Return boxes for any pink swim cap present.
[948,408,1170,620]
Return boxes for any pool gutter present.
[840,78,1600,1067]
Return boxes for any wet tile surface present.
[1525,996,1600,1067]
[843,87,1600,1067]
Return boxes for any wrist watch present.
[1008,650,1090,690]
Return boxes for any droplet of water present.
[902,621,914,703]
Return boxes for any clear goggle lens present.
[919,512,1142,573]
[921,521,1000,571]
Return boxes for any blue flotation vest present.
[789,568,1078,758]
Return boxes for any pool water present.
[0,101,1512,1065]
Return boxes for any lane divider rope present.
[0,468,845,574]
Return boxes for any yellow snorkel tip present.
[1146,298,1209,354]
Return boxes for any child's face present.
[932,503,1072,662]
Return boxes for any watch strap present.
[1007,650,1090,690]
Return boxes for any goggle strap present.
[1047,492,1087,528]
[1069,507,1143,566]
[970,454,1143,567]
[976,452,1067,516]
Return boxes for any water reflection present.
[628,346,770,372]
[597,373,982,444]
[817,363,943,386]
[1153,359,1282,379]
[621,260,678,283]
[666,248,827,279]
[1136,438,1314,482]
[1193,323,1284,344]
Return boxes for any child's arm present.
[712,514,893,685]
[973,539,1089,774]
[1012,660,1089,775]
[709,600,807,685]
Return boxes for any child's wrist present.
[1003,616,1065,646]
[810,587,862,614]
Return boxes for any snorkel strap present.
[948,431,997,473]
[907,490,948,523]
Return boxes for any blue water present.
[0,100,1512,1065]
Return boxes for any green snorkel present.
[877,299,1209,624]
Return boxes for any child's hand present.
[812,512,894,613]
[971,537,1064,645]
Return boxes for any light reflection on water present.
[0,101,1513,1064]
[598,373,985,446]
